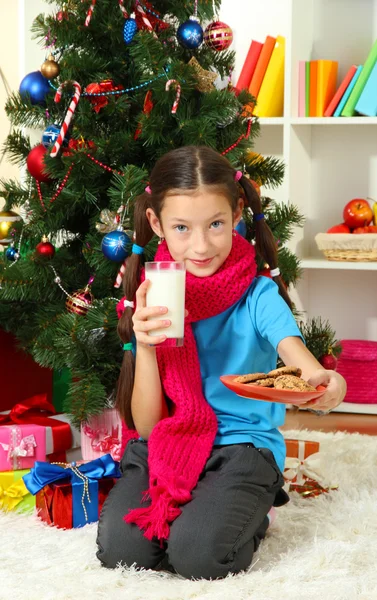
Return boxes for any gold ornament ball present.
[66,286,94,316]
[0,210,23,246]
[41,57,60,79]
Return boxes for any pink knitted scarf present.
[120,233,257,542]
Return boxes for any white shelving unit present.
[220,0,377,412]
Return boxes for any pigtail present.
[115,192,155,427]
[238,175,293,310]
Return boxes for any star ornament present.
[188,57,217,93]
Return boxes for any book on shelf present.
[298,60,306,117]
[324,65,358,117]
[235,40,263,93]
[253,35,285,117]
[334,65,362,117]
[248,35,276,102]
[316,60,338,116]
[309,61,318,117]
[305,61,310,116]
[341,38,377,116]
[355,59,377,116]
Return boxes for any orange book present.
[309,61,318,117]
[316,60,338,116]
[249,35,277,101]
[324,65,358,117]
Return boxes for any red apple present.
[327,223,351,233]
[353,225,377,233]
[343,199,373,229]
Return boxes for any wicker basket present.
[315,233,377,261]
[336,340,377,404]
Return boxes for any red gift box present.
[36,476,117,529]
[0,330,53,411]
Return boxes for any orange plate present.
[220,375,326,405]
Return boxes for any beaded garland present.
[221,118,253,155]
[36,163,74,211]
[48,71,167,98]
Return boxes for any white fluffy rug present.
[1,429,377,600]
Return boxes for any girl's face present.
[146,189,243,277]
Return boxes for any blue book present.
[355,60,377,116]
[334,65,362,117]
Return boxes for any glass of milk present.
[145,261,186,347]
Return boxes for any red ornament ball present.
[56,10,70,21]
[319,353,338,370]
[204,21,233,51]
[66,287,94,316]
[27,144,52,183]
[36,236,55,259]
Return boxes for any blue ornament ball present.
[42,124,60,148]
[101,230,129,262]
[19,71,51,106]
[5,246,19,261]
[235,219,247,237]
[177,17,204,49]
[123,17,138,44]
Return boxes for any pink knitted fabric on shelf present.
[121,233,257,542]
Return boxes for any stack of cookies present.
[234,366,316,392]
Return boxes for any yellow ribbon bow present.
[0,479,30,512]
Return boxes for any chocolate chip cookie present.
[234,372,270,384]
[273,375,316,392]
[249,377,275,387]
[267,366,302,378]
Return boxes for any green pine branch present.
[245,154,285,189]
[2,130,31,165]
[299,317,342,360]
[265,199,305,244]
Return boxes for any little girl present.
[96,145,346,580]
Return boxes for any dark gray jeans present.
[96,439,288,580]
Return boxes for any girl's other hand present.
[132,280,170,347]
[301,369,347,413]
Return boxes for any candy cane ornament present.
[118,0,130,18]
[165,79,181,114]
[50,81,82,158]
[114,259,127,288]
[84,0,96,26]
[135,2,154,33]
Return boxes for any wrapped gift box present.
[0,329,53,412]
[284,438,337,497]
[284,438,320,486]
[81,408,122,461]
[0,469,34,514]
[23,454,121,528]
[0,395,81,472]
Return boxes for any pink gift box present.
[0,412,81,472]
[81,408,122,461]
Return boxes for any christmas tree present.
[0,0,341,425]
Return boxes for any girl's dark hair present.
[115,145,291,426]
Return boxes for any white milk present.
[146,268,186,339]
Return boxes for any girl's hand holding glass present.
[132,279,170,347]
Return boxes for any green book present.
[341,38,377,116]
[305,61,310,116]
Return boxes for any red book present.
[249,35,277,100]
[324,65,358,117]
[235,40,263,92]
